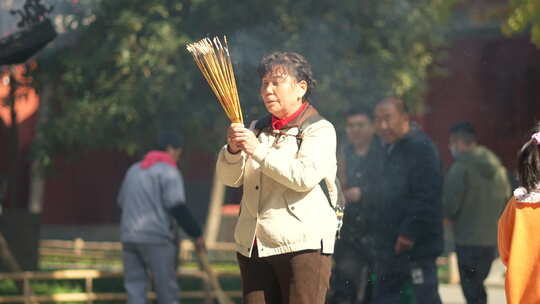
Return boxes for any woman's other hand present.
[228,124,259,156]
[237,129,259,156]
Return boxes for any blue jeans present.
[372,256,442,304]
[122,241,180,304]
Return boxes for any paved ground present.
[440,258,506,304]
[440,284,505,304]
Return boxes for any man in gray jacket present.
[444,122,511,304]
[118,131,205,304]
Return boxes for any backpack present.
[253,113,346,238]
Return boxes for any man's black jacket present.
[372,126,444,261]
[339,137,383,258]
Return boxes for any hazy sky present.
[0,0,19,37]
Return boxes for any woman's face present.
[260,66,307,118]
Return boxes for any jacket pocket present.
[283,188,323,222]
[282,190,306,222]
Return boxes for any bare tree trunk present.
[0,231,36,298]
[0,231,21,272]
[28,160,44,214]
[0,231,25,293]
[28,84,51,214]
[7,72,20,209]
[204,172,226,246]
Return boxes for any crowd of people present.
[116,50,539,304]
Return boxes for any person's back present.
[118,162,185,243]
[445,145,510,246]
[499,129,540,304]
[444,122,511,304]
[117,132,204,304]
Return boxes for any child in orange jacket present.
[498,130,540,304]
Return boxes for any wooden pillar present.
[204,171,226,246]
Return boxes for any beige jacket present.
[216,110,338,258]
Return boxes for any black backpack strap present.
[298,114,324,131]
[319,173,345,210]
[319,178,333,208]
[295,114,344,211]
[295,113,324,147]
[253,115,272,137]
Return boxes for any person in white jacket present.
[216,51,339,304]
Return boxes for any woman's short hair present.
[257,52,316,100]
[518,125,540,191]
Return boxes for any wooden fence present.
[0,268,241,303]
[0,239,241,303]
[0,238,460,303]
[39,239,237,270]
[38,239,458,282]
[40,239,236,258]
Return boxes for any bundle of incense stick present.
[186,36,243,124]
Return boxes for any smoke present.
[226,16,389,126]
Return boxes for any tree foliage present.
[35,0,457,161]
[503,0,540,48]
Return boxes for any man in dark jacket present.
[371,98,444,304]
[444,122,511,304]
[118,131,205,304]
[329,106,383,304]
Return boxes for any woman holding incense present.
[216,52,339,304]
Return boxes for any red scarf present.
[271,102,309,130]
[140,151,177,169]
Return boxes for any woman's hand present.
[228,123,259,156]
[227,123,244,154]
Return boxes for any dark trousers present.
[455,245,496,304]
[237,247,332,304]
[328,241,371,304]
[372,257,442,304]
[122,241,180,304]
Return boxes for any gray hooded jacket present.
[443,146,511,246]
[118,162,186,243]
